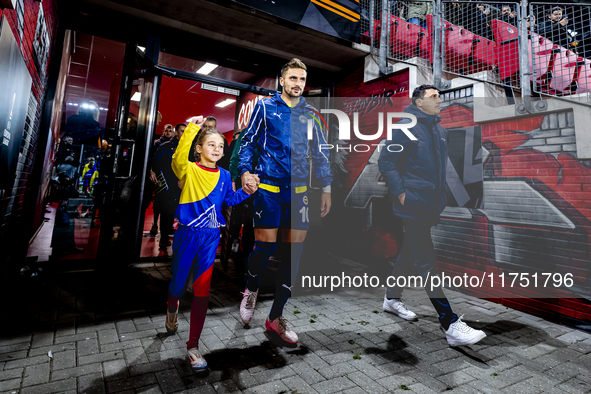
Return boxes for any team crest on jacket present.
[303,196,308,205]
[299,115,307,124]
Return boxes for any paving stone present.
[78,372,106,394]
[436,370,476,388]
[0,351,28,364]
[4,354,49,370]
[128,360,174,376]
[317,362,357,379]
[78,338,99,357]
[98,329,119,345]
[22,363,50,387]
[101,339,143,353]
[54,332,97,345]
[155,369,185,393]
[347,371,388,393]
[51,363,102,381]
[79,351,124,366]
[20,378,77,394]
[213,379,243,394]
[311,376,357,394]
[289,361,326,385]
[30,332,54,349]
[28,342,76,357]
[119,330,158,342]
[103,359,129,381]
[0,336,32,348]
[0,378,21,392]
[115,321,137,335]
[106,373,158,393]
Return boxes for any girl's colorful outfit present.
[167,122,249,367]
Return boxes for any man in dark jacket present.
[539,7,574,50]
[151,123,186,250]
[378,85,486,347]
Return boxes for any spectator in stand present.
[499,5,517,27]
[539,7,574,50]
[406,1,432,28]
[446,0,464,29]
[456,1,493,41]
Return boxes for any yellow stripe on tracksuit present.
[259,183,307,194]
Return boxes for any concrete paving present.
[1,260,591,394]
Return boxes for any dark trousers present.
[386,218,458,329]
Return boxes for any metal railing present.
[362,0,591,105]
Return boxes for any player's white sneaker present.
[382,296,417,320]
[265,316,298,347]
[187,347,207,370]
[240,288,258,325]
[442,315,487,347]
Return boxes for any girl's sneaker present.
[187,347,207,370]
[165,303,179,334]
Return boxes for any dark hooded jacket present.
[378,104,448,224]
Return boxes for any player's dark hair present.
[194,128,225,163]
[205,116,217,126]
[175,123,186,131]
[412,85,440,106]
[281,58,307,77]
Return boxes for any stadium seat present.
[391,16,428,58]
[471,36,497,73]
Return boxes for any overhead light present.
[137,46,146,52]
[196,63,218,75]
[131,92,141,102]
[215,99,236,108]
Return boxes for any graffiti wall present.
[329,69,591,323]
[0,0,59,276]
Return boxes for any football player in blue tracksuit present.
[238,58,332,347]
[379,85,486,347]
[165,116,256,371]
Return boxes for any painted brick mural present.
[0,0,59,276]
[330,69,591,324]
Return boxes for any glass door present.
[97,44,161,264]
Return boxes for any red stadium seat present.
[471,36,497,73]
[528,32,555,84]
[491,19,520,80]
[420,15,435,62]
[573,58,591,94]
[548,46,577,94]
[445,25,475,73]
[391,16,428,58]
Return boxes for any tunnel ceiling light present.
[130,92,141,102]
[196,63,218,75]
[215,99,236,108]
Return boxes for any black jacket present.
[378,104,448,224]
[539,20,572,49]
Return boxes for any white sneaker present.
[442,315,487,347]
[187,347,207,370]
[165,301,179,334]
[382,296,417,320]
[240,288,258,325]
[265,316,298,347]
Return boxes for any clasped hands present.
[241,171,260,195]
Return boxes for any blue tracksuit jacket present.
[238,92,332,187]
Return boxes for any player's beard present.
[286,85,302,98]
